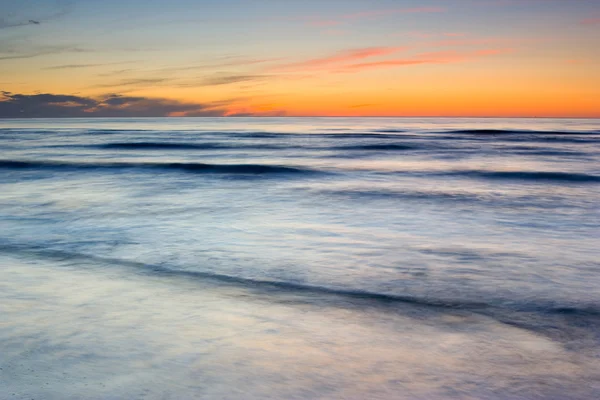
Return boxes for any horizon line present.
[1,116,599,120]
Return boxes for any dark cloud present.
[0,91,230,118]
[0,18,40,30]
[0,0,73,30]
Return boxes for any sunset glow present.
[1,0,599,118]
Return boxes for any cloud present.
[44,62,133,70]
[0,19,40,29]
[581,18,600,25]
[211,57,284,68]
[154,57,284,74]
[199,74,268,86]
[275,47,406,71]
[342,7,444,20]
[402,31,467,39]
[95,74,269,91]
[95,78,171,88]
[97,69,135,77]
[338,48,512,72]
[0,45,88,61]
[428,37,512,47]
[0,91,232,118]
[404,31,436,38]
[0,0,73,30]
[341,59,429,71]
[306,7,444,27]
[88,57,279,90]
[273,45,511,74]
[468,0,562,6]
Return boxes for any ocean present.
[1,117,599,399]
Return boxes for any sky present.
[0,0,599,118]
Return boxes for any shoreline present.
[2,253,599,399]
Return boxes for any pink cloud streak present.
[581,18,600,25]
[275,47,407,71]
[337,48,513,72]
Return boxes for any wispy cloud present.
[404,31,436,39]
[89,57,281,88]
[469,0,561,6]
[338,48,512,72]
[0,0,74,30]
[44,62,133,70]
[275,47,407,71]
[581,18,600,25]
[343,7,444,20]
[156,57,283,74]
[306,7,444,27]
[403,31,468,39]
[97,69,135,77]
[272,44,511,75]
[95,78,171,88]
[0,45,88,61]
[0,19,41,30]
[340,59,429,71]
[199,74,268,86]
[95,72,270,90]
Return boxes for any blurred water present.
[1,117,599,399]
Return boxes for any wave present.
[219,131,286,138]
[448,170,600,183]
[531,137,600,144]
[85,129,153,134]
[332,143,418,151]
[63,141,424,152]
[100,142,225,150]
[220,129,599,142]
[0,159,316,175]
[373,129,407,133]
[317,188,486,203]
[3,243,600,323]
[223,131,408,139]
[98,142,285,150]
[443,129,600,136]
[510,150,585,157]
[315,188,580,211]
[475,136,599,144]
[0,243,486,309]
[218,131,413,139]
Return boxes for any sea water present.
[1,117,599,399]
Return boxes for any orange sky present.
[1,0,599,118]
